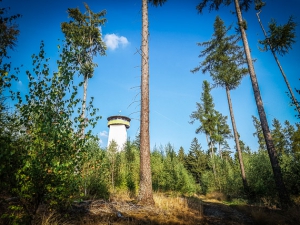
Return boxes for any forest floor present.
[2,193,300,224]
[37,193,300,225]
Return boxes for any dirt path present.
[201,201,254,225]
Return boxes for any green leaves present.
[259,16,297,56]
[192,16,248,91]
[148,0,167,7]
[6,40,103,220]
[61,3,107,79]
[0,4,21,62]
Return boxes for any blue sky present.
[3,0,300,153]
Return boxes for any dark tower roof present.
[107,115,131,128]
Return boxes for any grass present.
[36,192,204,225]
[2,191,300,225]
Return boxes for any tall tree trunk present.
[225,85,249,194]
[81,74,88,137]
[219,142,222,159]
[205,134,219,190]
[138,0,154,205]
[256,10,300,115]
[233,0,291,207]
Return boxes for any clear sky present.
[3,0,300,153]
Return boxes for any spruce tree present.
[252,115,267,151]
[192,16,248,194]
[213,111,233,157]
[271,119,286,158]
[283,120,295,155]
[178,146,185,163]
[190,80,219,184]
[256,3,299,115]
[185,138,208,186]
[196,0,292,207]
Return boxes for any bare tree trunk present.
[81,74,88,137]
[256,10,300,115]
[206,134,220,191]
[225,85,249,194]
[138,0,154,205]
[233,0,291,207]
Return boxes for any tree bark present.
[138,0,154,205]
[225,85,249,194]
[256,10,300,116]
[81,74,88,137]
[233,0,291,207]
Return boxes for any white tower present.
[107,115,131,151]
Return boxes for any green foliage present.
[190,80,216,139]
[185,138,208,189]
[247,150,277,200]
[81,140,110,199]
[196,0,263,13]
[192,16,247,90]
[124,140,140,197]
[252,116,266,151]
[61,3,106,79]
[196,0,232,14]
[215,156,243,196]
[190,80,232,160]
[107,140,118,191]
[259,16,297,56]
[4,41,102,223]
[271,119,286,157]
[177,146,185,163]
[148,0,167,7]
[0,2,21,63]
[254,0,266,11]
[151,144,197,195]
[213,111,233,155]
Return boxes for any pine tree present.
[138,0,167,205]
[190,80,219,184]
[256,3,299,115]
[213,111,233,158]
[271,119,286,157]
[185,138,208,186]
[283,120,295,155]
[252,115,266,151]
[192,16,248,194]
[178,146,185,163]
[190,80,217,155]
[107,140,118,192]
[196,0,292,207]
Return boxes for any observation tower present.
[107,115,131,151]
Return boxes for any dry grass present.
[205,191,228,202]
[38,211,71,225]
[35,192,204,225]
[4,192,300,225]
[153,193,203,224]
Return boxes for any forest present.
[1,0,300,224]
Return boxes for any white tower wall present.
[107,115,130,151]
[107,124,127,151]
